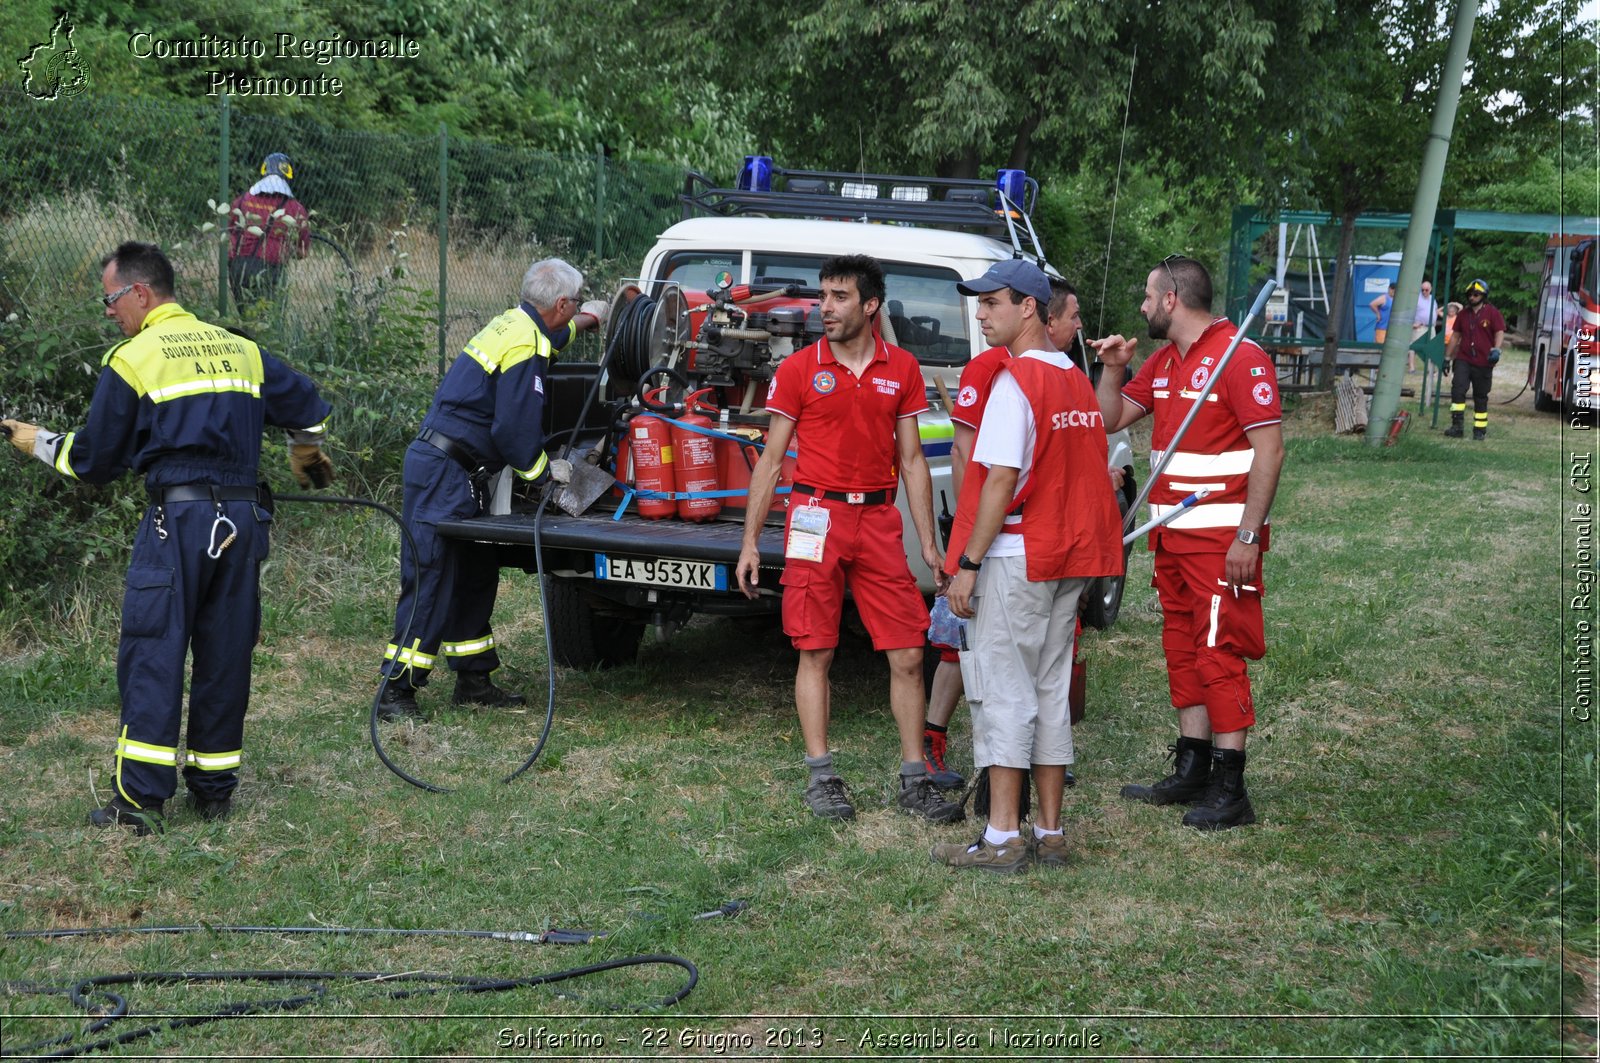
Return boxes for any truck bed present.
[437,507,789,569]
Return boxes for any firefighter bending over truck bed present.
[735,254,963,826]
[376,257,608,720]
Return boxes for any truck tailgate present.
[437,509,789,568]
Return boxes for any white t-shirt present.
[972,349,1073,558]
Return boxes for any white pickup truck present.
[439,164,1135,669]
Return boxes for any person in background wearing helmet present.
[1444,278,1506,440]
[1,241,335,835]
[228,152,311,309]
[374,258,609,721]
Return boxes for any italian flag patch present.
[1250,367,1266,376]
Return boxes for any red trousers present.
[1153,549,1265,733]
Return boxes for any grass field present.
[1,353,1595,1060]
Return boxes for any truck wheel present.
[1533,349,1560,412]
[545,576,645,670]
[1082,473,1135,631]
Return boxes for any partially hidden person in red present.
[228,153,311,309]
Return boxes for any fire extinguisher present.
[629,386,677,519]
[672,389,722,522]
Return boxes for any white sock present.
[1034,825,1064,839]
[983,824,1021,847]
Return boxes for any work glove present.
[579,299,610,330]
[1488,347,1502,364]
[2,419,35,456]
[289,443,335,488]
[2,418,65,467]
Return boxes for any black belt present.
[148,484,263,505]
[791,483,896,506]
[418,428,484,473]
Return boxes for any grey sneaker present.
[1031,831,1070,868]
[803,776,856,821]
[898,776,966,824]
[930,832,1030,874]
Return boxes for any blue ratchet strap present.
[636,412,798,458]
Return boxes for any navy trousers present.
[114,495,271,808]
[381,441,502,687]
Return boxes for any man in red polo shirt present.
[1091,255,1284,831]
[736,254,960,824]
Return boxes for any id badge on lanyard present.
[786,499,831,562]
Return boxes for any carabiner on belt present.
[206,502,237,559]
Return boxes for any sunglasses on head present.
[1160,254,1190,298]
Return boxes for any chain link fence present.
[0,87,689,594]
[0,86,685,374]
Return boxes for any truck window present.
[750,254,971,367]
[660,252,741,291]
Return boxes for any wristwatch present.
[958,553,983,571]
[1235,528,1260,546]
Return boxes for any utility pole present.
[1365,0,1480,445]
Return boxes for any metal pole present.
[1124,280,1277,529]
[437,122,448,378]
[594,143,606,262]
[1365,0,1480,445]
[217,93,229,318]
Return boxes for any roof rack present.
[679,166,1050,264]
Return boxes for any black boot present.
[376,679,423,721]
[1120,736,1212,805]
[1443,412,1464,438]
[89,795,165,836]
[1181,748,1257,830]
[453,671,526,707]
[1472,425,1487,441]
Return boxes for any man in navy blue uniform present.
[377,258,607,719]
[3,241,334,835]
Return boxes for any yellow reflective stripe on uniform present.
[146,378,263,403]
[55,431,79,479]
[186,749,242,770]
[106,304,266,402]
[442,636,496,658]
[917,420,954,443]
[513,450,549,481]
[116,732,178,766]
[384,642,435,669]
[459,307,555,376]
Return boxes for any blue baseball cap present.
[957,259,1053,305]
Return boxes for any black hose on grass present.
[1,954,698,1059]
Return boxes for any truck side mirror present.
[1571,241,1594,296]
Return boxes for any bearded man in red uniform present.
[1091,256,1285,830]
